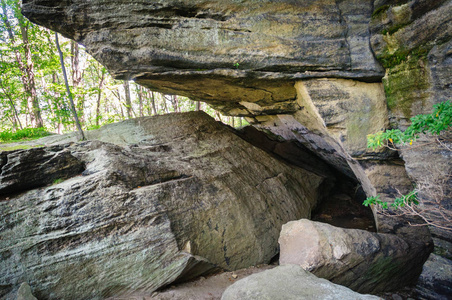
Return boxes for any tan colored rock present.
[22,0,383,115]
[297,79,389,157]
[278,219,432,294]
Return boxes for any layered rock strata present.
[1,112,329,300]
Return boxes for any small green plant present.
[53,178,64,185]
[363,190,419,210]
[0,127,51,143]
[233,62,240,69]
[367,100,451,150]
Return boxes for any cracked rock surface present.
[22,0,383,115]
[0,112,327,300]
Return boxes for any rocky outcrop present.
[22,0,383,114]
[278,219,433,294]
[0,145,85,195]
[416,253,452,300]
[369,0,452,243]
[221,265,381,300]
[0,112,329,300]
[19,0,451,296]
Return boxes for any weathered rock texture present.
[416,253,452,300]
[221,265,381,300]
[22,0,383,113]
[19,0,451,295]
[278,219,432,294]
[1,112,329,300]
[15,283,37,300]
[369,0,452,241]
[0,145,85,195]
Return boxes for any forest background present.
[0,0,245,138]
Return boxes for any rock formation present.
[1,112,330,300]
[221,265,381,300]
[278,219,432,294]
[14,0,452,298]
[21,1,451,229]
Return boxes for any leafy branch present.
[367,100,451,150]
[364,100,451,231]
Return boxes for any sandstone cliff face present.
[22,0,383,115]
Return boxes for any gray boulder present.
[0,112,326,300]
[221,264,381,300]
[278,219,432,294]
[0,145,85,195]
[15,283,37,300]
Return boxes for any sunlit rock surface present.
[1,112,328,299]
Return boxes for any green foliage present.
[367,100,452,150]
[371,5,390,18]
[0,127,51,143]
[363,190,418,210]
[53,178,64,185]
[0,144,43,151]
[365,101,450,213]
[0,1,249,133]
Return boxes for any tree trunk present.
[1,1,43,127]
[135,85,144,117]
[96,65,105,126]
[171,95,179,113]
[123,80,133,118]
[19,15,43,128]
[162,94,169,114]
[0,80,23,130]
[55,32,85,140]
[71,41,84,125]
[151,91,158,115]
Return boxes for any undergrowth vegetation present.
[0,127,51,143]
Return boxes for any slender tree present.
[123,80,133,118]
[150,91,158,115]
[55,32,85,140]
[95,65,105,126]
[71,40,84,125]
[1,0,43,127]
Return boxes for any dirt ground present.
[106,265,276,300]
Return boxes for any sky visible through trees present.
[0,0,245,134]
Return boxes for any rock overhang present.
[22,0,384,116]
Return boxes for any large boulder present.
[278,219,433,294]
[221,265,381,300]
[0,112,327,300]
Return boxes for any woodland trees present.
[0,1,244,134]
